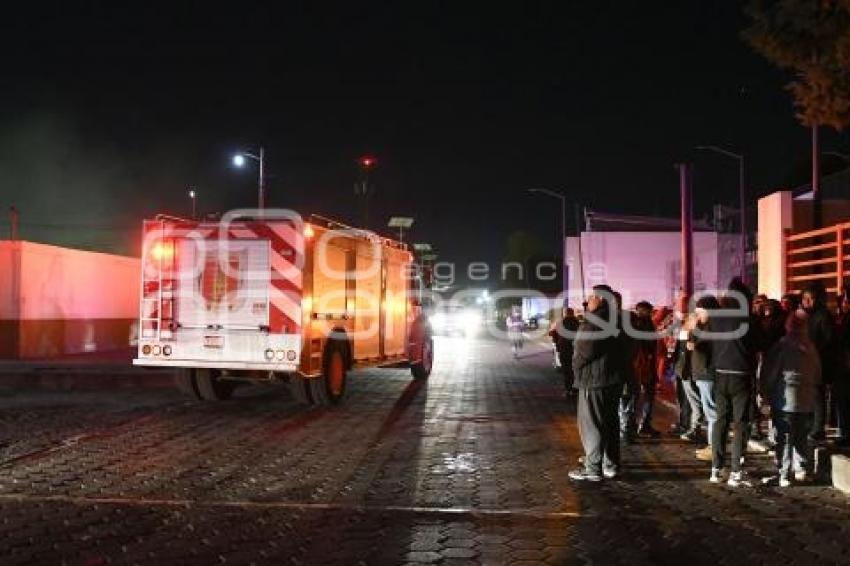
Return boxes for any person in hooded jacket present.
[569,284,626,482]
[619,301,657,442]
[551,306,580,394]
[761,309,821,486]
[801,282,836,441]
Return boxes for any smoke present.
[0,113,138,253]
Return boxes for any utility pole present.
[9,206,18,241]
[258,146,265,211]
[575,203,586,307]
[812,124,821,228]
[355,156,376,228]
[678,163,694,307]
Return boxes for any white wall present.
[757,191,792,300]
[566,231,741,308]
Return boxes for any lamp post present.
[355,156,376,228]
[388,216,414,244]
[696,145,747,284]
[188,188,197,219]
[233,147,265,210]
[528,188,568,302]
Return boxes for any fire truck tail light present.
[152,345,162,356]
[149,242,174,261]
[264,349,274,361]
[142,344,152,355]
[162,345,172,356]
[286,350,297,361]
[275,349,286,361]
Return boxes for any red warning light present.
[359,156,376,169]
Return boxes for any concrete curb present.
[0,365,176,391]
[832,454,850,495]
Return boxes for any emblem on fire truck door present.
[200,252,244,311]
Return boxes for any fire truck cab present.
[133,213,433,405]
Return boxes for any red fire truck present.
[133,212,433,405]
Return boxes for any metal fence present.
[786,222,850,295]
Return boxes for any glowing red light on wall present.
[359,156,376,169]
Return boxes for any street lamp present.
[528,188,568,300]
[232,147,265,210]
[388,216,414,244]
[695,145,746,284]
[188,188,197,219]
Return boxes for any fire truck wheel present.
[287,374,311,405]
[411,336,434,380]
[195,369,236,401]
[312,341,347,405]
[175,369,202,400]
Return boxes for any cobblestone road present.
[1,336,849,565]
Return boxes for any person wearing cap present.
[569,284,626,482]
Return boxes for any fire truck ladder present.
[140,221,177,341]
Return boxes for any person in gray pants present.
[569,285,626,482]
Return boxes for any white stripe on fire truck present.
[268,223,301,253]
[269,288,302,326]
[270,252,303,289]
[228,227,257,240]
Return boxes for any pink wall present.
[0,241,140,358]
[16,241,139,320]
[566,231,741,309]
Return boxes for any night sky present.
[1,2,848,279]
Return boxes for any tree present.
[744,0,850,129]
[501,230,545,289]
[743,0,850,224]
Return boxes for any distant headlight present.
[462,310,482,332]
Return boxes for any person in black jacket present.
[692,295,720,462]
[551,307,580,394]
[569,284,625,482]
[708,278,764,487]
[801,282,836,442]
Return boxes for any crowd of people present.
[548,278,850,487]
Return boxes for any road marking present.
[0,493,585,520]
[0,493,841,524]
